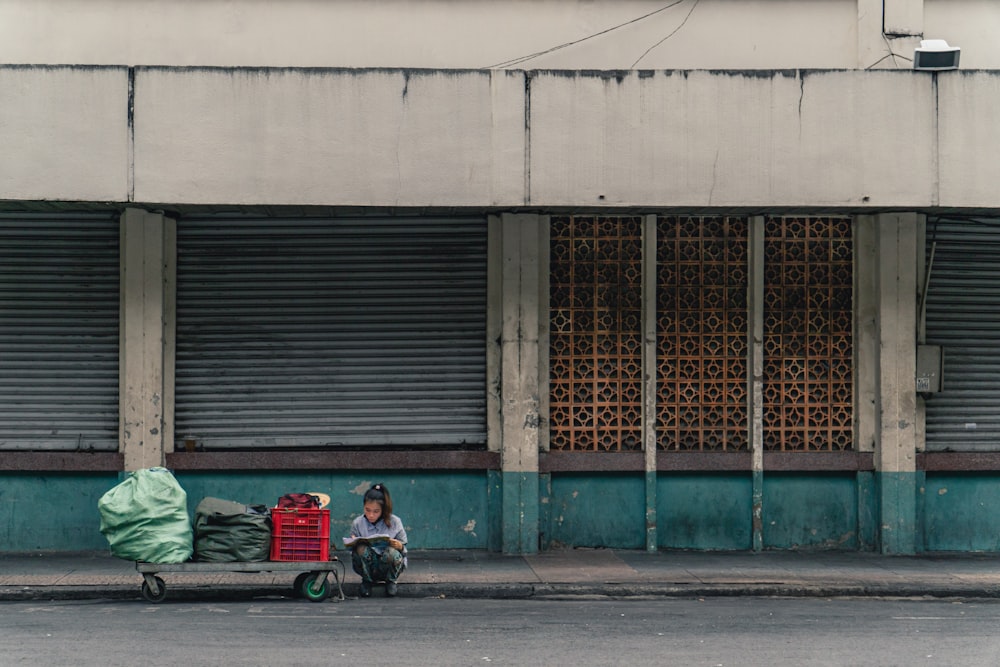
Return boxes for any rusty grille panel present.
[549,216,643,451]
[656,216,749,451]
[762,216,853,451]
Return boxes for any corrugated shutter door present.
[175,216,487,449]
[925,218,1000,451]
[0,213,120,451]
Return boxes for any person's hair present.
[363,483,393,526]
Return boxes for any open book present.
[342,534,394,548]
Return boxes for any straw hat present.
[308,492,331,509]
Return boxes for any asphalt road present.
[3,596,1000,666]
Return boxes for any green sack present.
[98,467,193,563]
[194,497,272,562]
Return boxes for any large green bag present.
[98,467,194,563]
[194,497,272,562]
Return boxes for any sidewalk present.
[3,548,1000,602]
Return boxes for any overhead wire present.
[630,0,700,68]
[483,0,691,70]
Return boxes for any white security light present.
[913,39,960,71]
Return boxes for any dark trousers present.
[352,545,404,583]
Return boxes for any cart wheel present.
[293,572,310,597]
[299,573,330,602]
[141,576,167,603]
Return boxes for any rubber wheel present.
[299,573,330,602]
[293,572,310,597]
[141,576,167,603]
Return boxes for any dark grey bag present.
[194,497,272,562]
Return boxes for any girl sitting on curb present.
[348,483,408,597]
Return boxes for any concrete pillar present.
[872,213,920,554]
[498,213,545,554]
[748,216,765,552]
[642,215,657,552]
[855,217,881,550]
[120,208,175,471]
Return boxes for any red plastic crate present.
[269,507,330,561]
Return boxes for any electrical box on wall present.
[916,345,943,393]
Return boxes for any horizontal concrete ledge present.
[918,452,1000,471]
[540,451,874,472]
[165,450,501,471]
[25,450,1000,474]
[764,451,875,472]
[0,452,123,472]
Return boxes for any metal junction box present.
[916,345,943,393]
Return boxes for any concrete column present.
[855,216,881,550]
[120,208,175,471]
[873,213,920,554]
[642,215,657,552]
[748,216,765,552]
[499,212,545,554]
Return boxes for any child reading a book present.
[347,482,408,597]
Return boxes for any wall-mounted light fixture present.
[913,39,961,71]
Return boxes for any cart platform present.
[136,559,345,603]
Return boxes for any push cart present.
[136,559,345,603]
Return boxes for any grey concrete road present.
[3,597,1000,666]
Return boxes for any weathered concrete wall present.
[132,68,526,207]
[528,70,935,208]
[4,66,999,210]
[0,66,128,201]
[0,1,992,70]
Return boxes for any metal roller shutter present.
[175,216,487,449]
[925,217,1000,451]
[0,212,120,451]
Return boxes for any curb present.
[5,582,1000,602]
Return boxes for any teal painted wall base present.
[500,471,539,554]
[923,473,1000,552]
[659,473,753,550]
[877,472,919,554]
[0,471,492,552]
[7,469,1000,554]
[762,473,860,550]
[549,473,645,549]
[176,471,491,551]
[0,473,121,551]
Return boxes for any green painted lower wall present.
[876,472,919,554]
[0,473,121,551]
[923,473,1000,552]
[659,474,753,550]
[500,471,540,554]
[0,471,491,552]
[762,473,860,550]
[175,471,491,551]
[548,473,646,549]
[6,469,1000,554]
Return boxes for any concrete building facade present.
[2,0,1000,554]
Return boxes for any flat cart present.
[136,559,345,603]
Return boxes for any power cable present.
[630,0,700,69]
[483,0,689,69]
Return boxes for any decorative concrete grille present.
[549,215,643,451]
[762,216,853,451]
[548,215,853,453]
[657,216,749,451]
